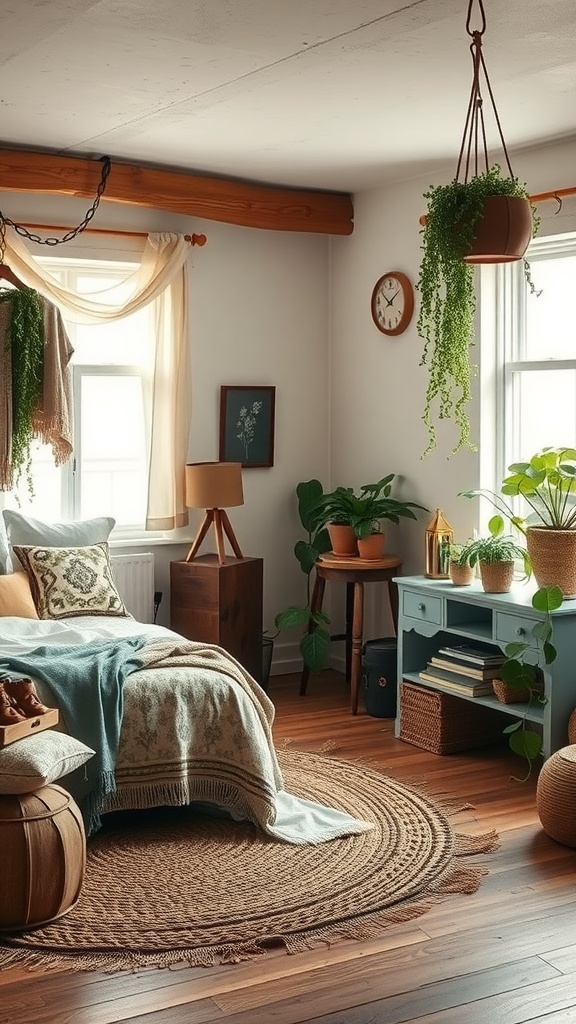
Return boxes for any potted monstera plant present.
[417,165,538,457]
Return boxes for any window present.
[8,258,155,536]
[493,232,576,492]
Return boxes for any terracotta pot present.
[526,527,576,599]
[462,195,533,265]
[327,523,358,557]
[478,560,515,594]
[357,532,385,560]
[449,562,474,587]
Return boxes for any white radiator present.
[110,552,155,623]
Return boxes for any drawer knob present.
[516,627,526,637]
[418,603,425,612]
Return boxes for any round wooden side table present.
[300,553,403,715]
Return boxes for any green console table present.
[394,575,576,759]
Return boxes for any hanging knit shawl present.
[0,287,73,490]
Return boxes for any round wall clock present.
[371,271,414,336]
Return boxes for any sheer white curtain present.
[3,227,190,530]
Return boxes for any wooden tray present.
[0,708,59,748]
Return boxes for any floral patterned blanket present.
[0,616,373,844]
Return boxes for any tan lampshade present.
[185,462,244,510]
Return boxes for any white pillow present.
[0,732,95,794]
[3,512,115,572]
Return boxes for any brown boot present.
[3,678,52,718]
[0,682,27,725]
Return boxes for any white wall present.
[0,192,331,654]
[330,136,576,596]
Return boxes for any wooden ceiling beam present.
[0,149,354,236]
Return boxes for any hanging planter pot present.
[463,194,534,264]
[416,0,539,457]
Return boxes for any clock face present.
[371,271,414,336]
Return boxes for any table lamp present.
[185,461,244,565]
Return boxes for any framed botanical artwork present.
[219,386,276,468]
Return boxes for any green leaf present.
[503,720,522,734]
[310,609,330,628]
[274,605,311,631]
[509,727,542,760]
[532,585,563,613]
[294,540,320,575]
[300,628,331,674]
[542,640,557,665]
[488,514,505,537]
[297,479,325,532]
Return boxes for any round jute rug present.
[0,749,498,971]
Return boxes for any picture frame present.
[219,386,276,468]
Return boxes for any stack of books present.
[419,642,505,697]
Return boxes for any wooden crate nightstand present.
[170,555,263,682]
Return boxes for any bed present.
[0,531,373,846]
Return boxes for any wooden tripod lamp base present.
[186,508,243,566]
[185,462,244,566]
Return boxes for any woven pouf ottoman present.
[536,746,576,848]
[568,709,576,744]
[0,783,86,931]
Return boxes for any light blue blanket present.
[0,636,148,835]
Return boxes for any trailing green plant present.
[273,479,332,675]
[0,287,44,495]
[499,584,563,782]
[461,447,576,533]
[313,475,427,539]
[417,164,539,458]
[462,517,531,575]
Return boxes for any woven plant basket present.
[449,562,474,587]
[526,527,576,599]
[399,681,507,755]
[536,746,576,848]
[492,670,544,705]
[479,560,514,594]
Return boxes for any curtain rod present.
[16,223,207,245]
[419,186,576,226]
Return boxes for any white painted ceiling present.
[1,0,575,193]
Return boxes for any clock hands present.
[383,289,400,307]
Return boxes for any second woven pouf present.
[536,745,576,848]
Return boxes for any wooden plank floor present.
[2,669,576,1024]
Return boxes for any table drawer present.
[494,611,541,646]
[403,591,443,626]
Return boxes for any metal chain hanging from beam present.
[0,156,111,256]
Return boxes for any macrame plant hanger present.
[455,0,533,264]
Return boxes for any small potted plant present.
[313,475,427,559]
[447,541,475,586]
[461,446,576,598]
[462,518,531,594]
[417,165,538,457]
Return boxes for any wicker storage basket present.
[399,681,508,755]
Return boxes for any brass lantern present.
[425,509,453,579]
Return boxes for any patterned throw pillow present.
[13,542,128,619]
